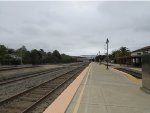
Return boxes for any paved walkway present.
[66,62,150,113]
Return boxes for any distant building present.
[76,56,89,62]
[71,56,89,62]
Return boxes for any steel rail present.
[21,66,86,113]
[0,65,40,71]
[0,63,87,108]
[0,67,68,86]
[0,67,76,104]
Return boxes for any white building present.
[131,46,150,56]
[131,46,150,66]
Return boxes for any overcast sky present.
[0,1,150,56]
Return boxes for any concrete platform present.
[65,62,150,113]
[107,63,142,72]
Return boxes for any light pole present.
[106,38,109,69]
[98,51,100,64]
[96,53,98,63]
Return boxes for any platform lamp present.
[98,51,100,64]
[96,53,98,62]
[106,38,109,69]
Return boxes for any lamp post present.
[98,51,100,64]
[106,38,109,69]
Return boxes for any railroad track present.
[102,63,142,79]
[0,65,40,71]
[114,67,142,79]
[0,66,69,86]
[0,63,83,71]
[0,63,88,113]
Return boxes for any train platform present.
[102,62,142,79]
[102,62,142,72]
[44,62,150,113]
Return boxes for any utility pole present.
[96,53,98,62]
[98,51,100,64]
[106,38,109,69]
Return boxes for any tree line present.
[0,44,76,65]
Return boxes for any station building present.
[115,46,150,67]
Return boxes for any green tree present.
[0,44,76,65]
[46,52,53,63]
[119,47,130,57]
[7,48,15,54]
[0,45,7,55]
[30,49,42,64]
[52,50,61,63]
[111,47,130,60]
[40,49,47,64]
[23,51,31,64]
[16,46,32,64]
[61,54,73,63]
[111,50,121,59]
[0,45,8,64]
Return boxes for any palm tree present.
[111,47,130,59]
[119,47,130,57]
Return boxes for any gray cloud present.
[0,26,13,34]
[20,25,41,36]
[0,1,150,55]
